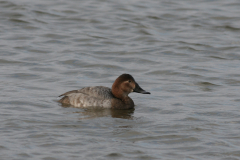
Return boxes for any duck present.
[58,74,150,109]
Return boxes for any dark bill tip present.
[133,82,151,94]
[141,91,151,94]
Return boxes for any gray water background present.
[1,0,240,159]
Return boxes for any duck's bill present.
[133,82,150,94]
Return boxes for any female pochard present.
[58,74,150,109]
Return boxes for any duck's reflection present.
[61,104,135,119]
[77,109,135,119]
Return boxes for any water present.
[1,0,240,159]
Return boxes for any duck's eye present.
[128,80,131,83]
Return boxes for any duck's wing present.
[59,86,113,99]
[59,92,112,108]
[58,86,113,108]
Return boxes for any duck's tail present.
[58,96,70,104]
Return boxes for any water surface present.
[1,0,240,159]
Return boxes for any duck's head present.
[112,74,150,99]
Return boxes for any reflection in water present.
[1,0,240,159]
[61,103,134,119]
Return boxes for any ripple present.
[8,73,41,80]
[9,18,30,24]
[1,0,240,159]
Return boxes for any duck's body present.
[58,74,150,109]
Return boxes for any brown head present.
[111,74,150,100]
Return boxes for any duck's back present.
[58,86,114,108]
